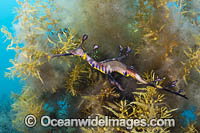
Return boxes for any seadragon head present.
[51,34,88,58]
[71,48,85,57]
[71,34,88,57]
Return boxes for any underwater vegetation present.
[11,86,45,132]
[82,72,178,132]
[1,0,200,132]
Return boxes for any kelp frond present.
[183,123,199,133]
[11,86,44,131]
[5,45,49,83]
[65,59,92,96]
[49,28,80,55]
[181,47,200,84]
[1,26,20,51]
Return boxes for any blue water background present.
[181,106,197,127]
[0,1,22,96]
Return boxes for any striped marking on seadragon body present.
[88,59,112,74]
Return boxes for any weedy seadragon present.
[51,34,188,99]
